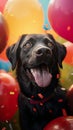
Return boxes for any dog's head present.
[6,34,66,91]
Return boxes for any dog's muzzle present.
[33,44,52,58]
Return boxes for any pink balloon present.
[48,0,73,43]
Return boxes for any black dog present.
[6,34,71,130]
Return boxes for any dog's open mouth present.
[26,65,52,87]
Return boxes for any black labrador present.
[6,34,71,130]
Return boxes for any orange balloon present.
[3,0,44,45]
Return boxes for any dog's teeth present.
[30,69,33,72]
[30,69,34,74]
[30,68,36,75]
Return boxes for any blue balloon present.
[0,60,11,72]
[39,0,51,30]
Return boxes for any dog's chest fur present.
[18,86,69,129]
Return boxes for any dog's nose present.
[36,48,51,57]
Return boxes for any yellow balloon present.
[3,0,44,45]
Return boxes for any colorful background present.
[0,0,73,130]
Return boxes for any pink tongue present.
[31,68,52,87]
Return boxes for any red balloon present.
[0,12,9,53]
[48,0,73,43]
[64,42,73,66]
[0,0,7,12]
[67,84,73,114]
[44,116,73,130]
[0,71,20,121]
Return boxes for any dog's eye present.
[24,42,32,49]
[47,42,53,48]
[44,38,53,48]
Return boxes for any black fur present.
[6,34,70,130]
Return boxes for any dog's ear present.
[6,34,27,70]
[56,42,67,68]
[47,34,67,68]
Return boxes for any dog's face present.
[6,34,66,96]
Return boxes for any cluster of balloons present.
[0,0,73,128]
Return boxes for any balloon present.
[67,84,73,114]
[39,0,51,30]
[64,42,73,66]
[0,12,9,53]
[0,59,11,71]
[48,0,73,43]
[0,71,20,121]
[3,0,44,45]
[0,0,7,12]
[44,116,73,130]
